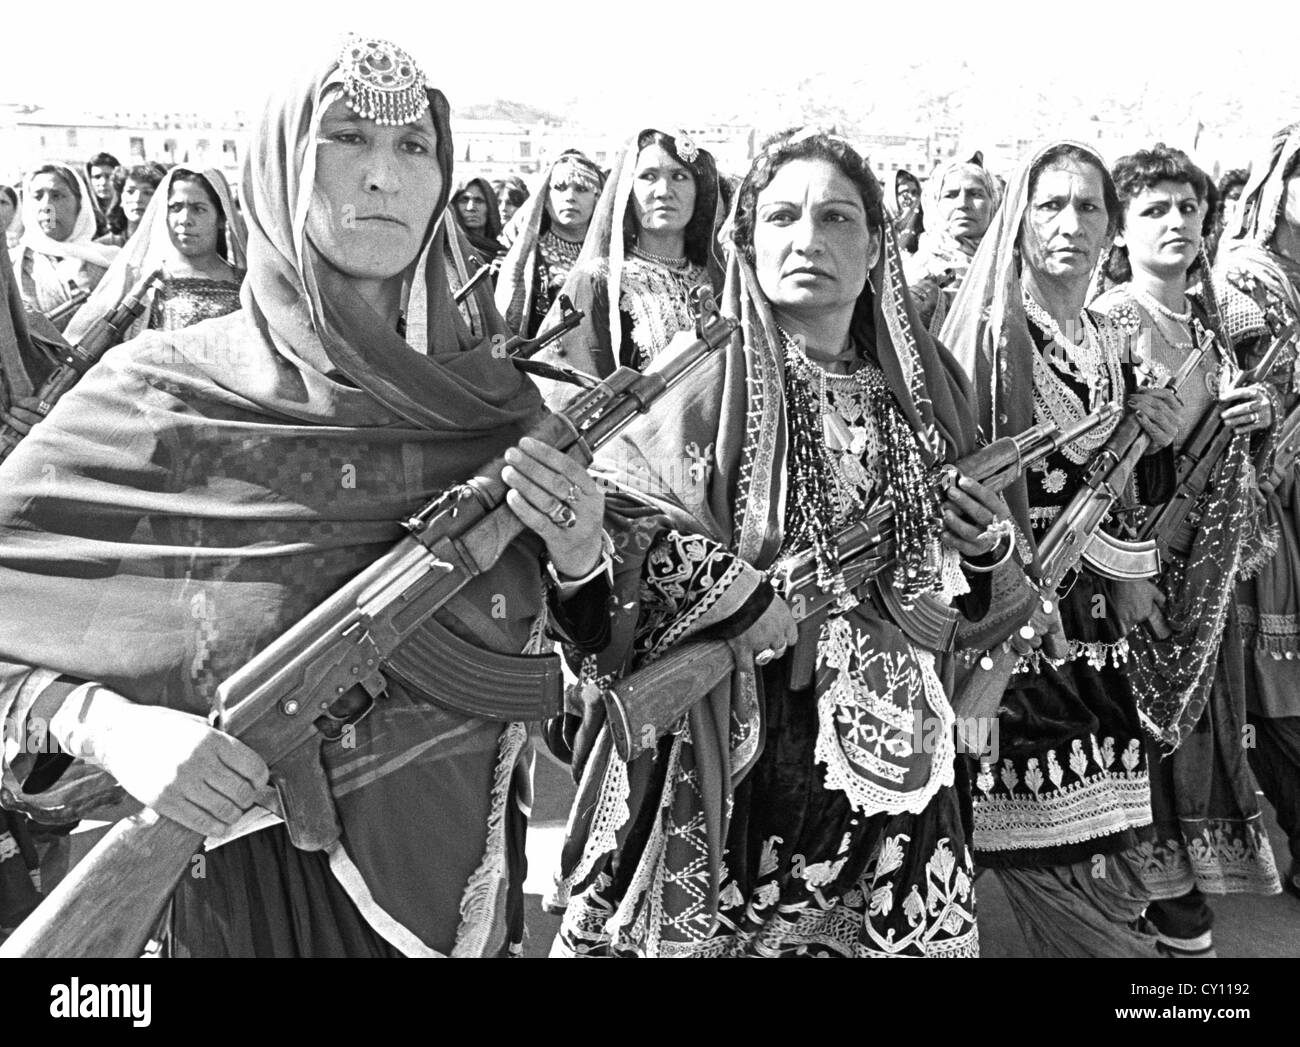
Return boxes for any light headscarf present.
[941,140,1117,560]
[911,154,1002,268]
[494,151,604,334]
[13,162,120,271]
[62,166,247,345]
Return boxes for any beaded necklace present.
[779,328,942,604]
[630,244,688,269]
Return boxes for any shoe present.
[1151,926,1216,958]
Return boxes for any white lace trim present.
[813,620,955,816]
[555,738,632,898]
[451,721,527,957]
[972,770,1150,852]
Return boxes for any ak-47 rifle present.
[452,259,493,305]
[1133,298,1295,561]
[40,285,90,326]
[1229,272,1300,497]
[0,267,164,463]
[0,287,737,959]
[950,338,1210,733]
[600,402,1121,762]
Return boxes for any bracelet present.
[547,529,615,595]
[962,520,1016,574]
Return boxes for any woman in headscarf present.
[1215,122,1300,903]
[548,127,1043,958]
[1093,143,1280,957]
[893,168,924,254]
[0,186,18,250]
[494,150,603,337]
[941,141,1184,957]
[449,175,504,264]
[534,128,726,381]
[905,153,1002,334]
[9,162,119,331]
[0,35,610,958]
[65,166,247,346]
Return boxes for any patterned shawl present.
[0,48,547,948]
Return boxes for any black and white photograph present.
[0,0,1297,1006]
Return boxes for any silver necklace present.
[630,244,688,268]
[1128,284,1192,324]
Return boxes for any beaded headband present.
[551,155,602,192]
[336,35,429,127]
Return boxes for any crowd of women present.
[0,34,1298,958]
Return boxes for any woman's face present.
[631,144,697,238]
[938,167,994,241]
[1019,159,1111,283]
[29,172,79,242]
[0,194,15,232]
[753,157,877,317]
[167,180,222,260]
[305,97,442,283]
[121,177,156,225]
[499,196,520,224]
[89,164,117,206]
[1118,180,1204,280]
[455,184,489,231]
[546,172,597,235]
[897,180,919,211]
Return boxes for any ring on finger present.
[548,502,578,528]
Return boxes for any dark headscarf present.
[450,176,504,260]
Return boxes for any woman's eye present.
[402,139,429,155]
[328,131,364,145]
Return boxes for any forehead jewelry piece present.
[336,35,428,127]
[673,130,699,165]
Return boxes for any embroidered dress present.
[1094,284,1280,906]
[971,309,1155,866]
[553,342,978,958]
[148,274,244,332]
[530,231,583,336]
[617,255,707,370]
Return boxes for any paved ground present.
[522,735,1300,958]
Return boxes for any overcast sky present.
[6,0,1295,131]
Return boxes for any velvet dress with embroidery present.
[551,342,981,958]
[1093,285,1280,903]
[971,311,1161,870]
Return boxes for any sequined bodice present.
[148,274,244,333]
[618,255,707,370]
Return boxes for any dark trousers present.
[1246,714,1300,872]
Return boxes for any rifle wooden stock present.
[0,288,736,958]
[0,811,199,959]
[604,640,737,760]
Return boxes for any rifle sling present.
[385,611,562,721]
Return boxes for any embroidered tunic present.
[971,310,1156,867]
[148,274,244,333]
[616,256,706,370]
[553,351,980,958]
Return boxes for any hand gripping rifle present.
[1133,306,1293,562]
[950,340,1209,731]
[599,402,1121,762]
[1232,274,1300,497]
[0,287,737,959]
[0,267,164,463]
